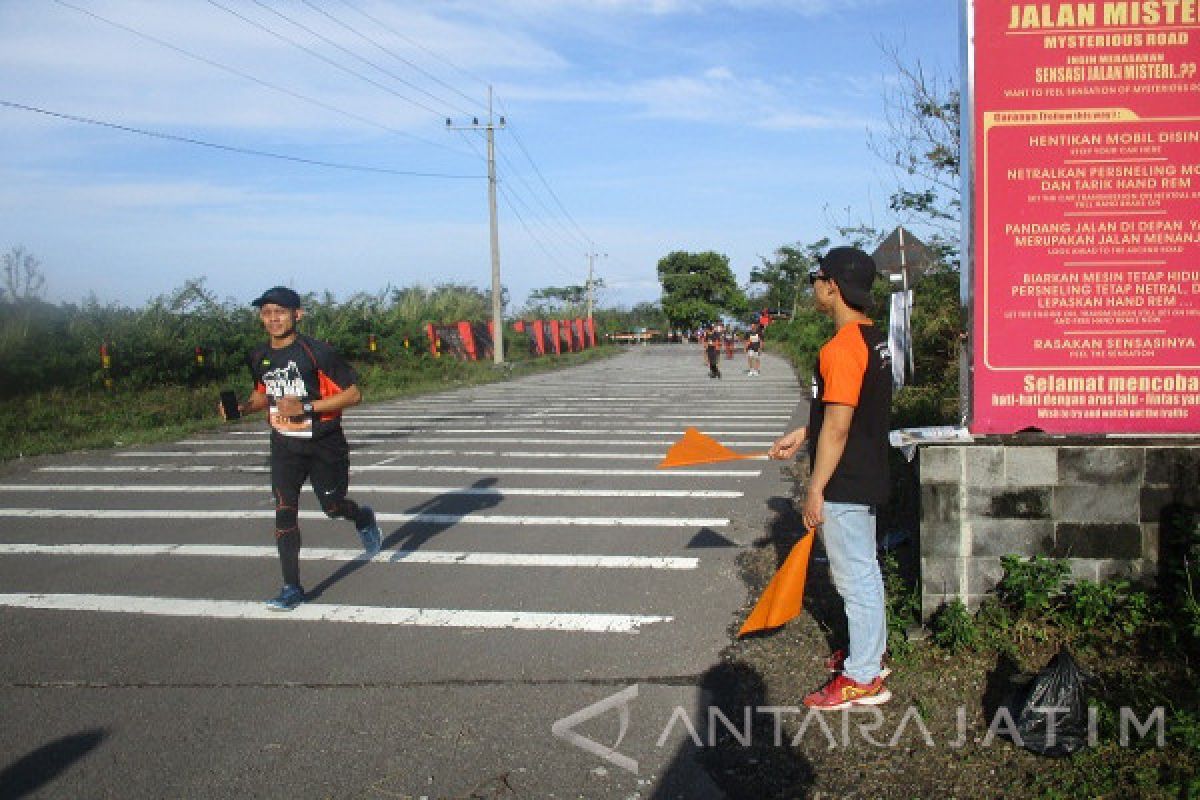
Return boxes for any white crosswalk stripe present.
[0,593,670,632]
[0,543,699,570]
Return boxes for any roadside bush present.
[1056,579,1152,642]
[930,599,978,652]
[995,554,1071,614]
[881,551,920,660]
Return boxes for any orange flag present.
[657,427,769,469]
[738,528,816,636]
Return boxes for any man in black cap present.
[768,247,893,709]
[221,286,382,610]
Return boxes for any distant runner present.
[220,286,382,611]
[745,322,763,376]
[703,324,722,379]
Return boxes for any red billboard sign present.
[969,0,1200,433]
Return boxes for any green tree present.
[749,239,828,318]
[656,250,747,329]
[525,286,585,314]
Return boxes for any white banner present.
[888,289,913,390]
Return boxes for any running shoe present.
[356,505,383,556]
[825,648,892,679]
[803,674,892,710]
[266,584,305,611]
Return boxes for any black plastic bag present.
[1000,648,1090,757]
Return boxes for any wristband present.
[302,402,315,416]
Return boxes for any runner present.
[745,322,763,376]
[703,324,722,379]
[220,286,383,611]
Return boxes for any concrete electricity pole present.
[447,86,506,365]
[585,250,606,326]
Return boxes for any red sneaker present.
[824,649,892,679]
[803,674,892,710]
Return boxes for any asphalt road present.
[0,343,805,800]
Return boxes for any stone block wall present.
[918,440,1200,620]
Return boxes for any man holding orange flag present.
[768,246,893,710]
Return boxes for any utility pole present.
[585,250,606,325]
[447,86,506,365]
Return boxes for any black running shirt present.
[806,321,892,506]
[249,334,358,440]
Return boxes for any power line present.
[296,0,486,116]
[496,147,589,257]
[497,184,584,283]
[333,0,492,96]
[465,129,590,275]
[457,109,589,283]
[51,0,471,158]
[495,95,595,249]
[1,100,484,179]
[499,182,581,270]
[205,0,447,120]
[245,0,475,117]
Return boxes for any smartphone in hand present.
[219,390,241,421]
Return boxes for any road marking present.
[209,427,784,435]
[0,543,699,569]
[0,484,742,498]
[179,437,779,447]
[111,450,690,461]
[0,593,671,632]
[38,465,761,477]
[0,508,729,527]
[0,484,743,498]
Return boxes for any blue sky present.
[1,0,959,311]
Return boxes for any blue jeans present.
[820,501,887,684]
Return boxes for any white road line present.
[38,465,761,477]
[0,543,699,569]
[112,450,677,461]
[210,428,784,436]
[0,508,729,527]
[0,593,670,632]
[0,484,743,499]
[179,437,778,448]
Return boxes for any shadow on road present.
[0,728,107,799]
[650,661,815,799]
[304,477,501,602]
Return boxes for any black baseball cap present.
[251,286,302,309]
[813,247,877,309]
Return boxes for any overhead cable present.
[296,0,486,116]
[51,0,471,157]
[206,0,446,119]
[245,0,474,117]
[1,100,484,178]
